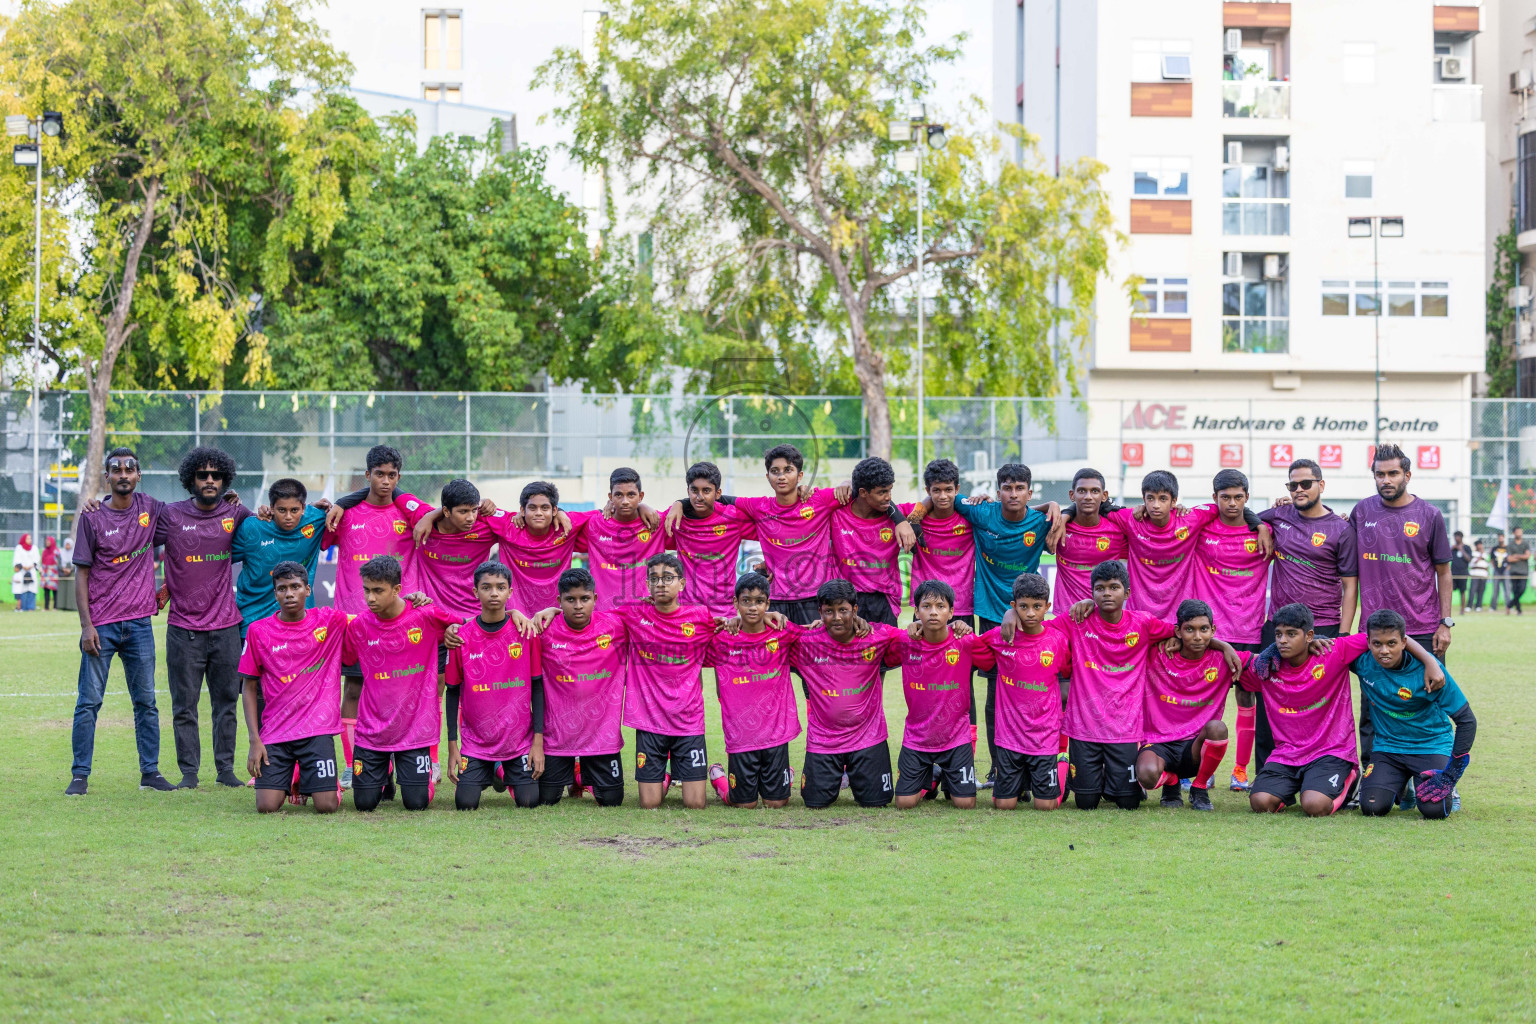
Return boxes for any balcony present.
[1222,317,1289,354]
[1430,83,1482,122]
[1223,200,1289,235]
[1222,80,1290,119]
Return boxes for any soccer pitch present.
[1,612,1532,1023]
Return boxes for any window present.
[1354,281,1380,316]
[1344,161,1373,198]
[1421,281,1449,316]
[1136,277,1189,316]
[423,84,462,103]
[1343,42,1375,84]
[1387,282,1416,316]
[1322,281,1350,316]
[1321,280,1449,317]
[1223,151,1289,236]
[1132,157,1190,196]
[1133,39,1193,82]
[424,11,462,71]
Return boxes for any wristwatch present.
[1440,617,1456,629]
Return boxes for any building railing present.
[1222,199,1289,236]
[1222,80,1290,119]
[1430,83,1482,123]
[1221,316,1290,353]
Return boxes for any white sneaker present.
[431,761,443,784]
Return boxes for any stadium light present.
[1348,215,1403,446]
[12,143,38,166]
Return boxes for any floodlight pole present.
[30,127,42,545]
[1373,221,1380,449]
[916,139,924,476]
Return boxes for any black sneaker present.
[64,776,88,796]
[381,771,396,802]
[977,767,995,791]
[139,772,176,792]
[216,772,245,788]
[1159,783,1183,808]
[176,776,199,790]
[1188,786,1213,811]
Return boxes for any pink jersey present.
[705,623,803,753]
[886,630,994,752]
[733,488,841,601]
[619,603,716,735]
[491,510,592,616]
[1143,646,1250,744]
[981,626,1071,756]
[1239,633,1368,766]
[538,611,627,756]
[1061,608,1176,743]
[409,505,498,623]
[237,606,348,745]
[342,603,456,751]
[1107,505,1218,620]
[671,504,756,617]
[830,505,903,616]
[790,624,903,754]
[1192,514,1271,644]
[1053,516,1131,612]
[445,618,542,761]
[581,514,669,612]
[325,493,425,615]
[903,505,975,617]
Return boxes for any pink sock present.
[970,723,979,756]
[427,780,435,804]
[1194,739,1228,789]
[711,775,729,802]
[341,718,356,767]
[1058,732,1070,756]
[429,742,439,763]
[1156,771,1179,789]
[1235,706,1256,771]
[662,773,672,795]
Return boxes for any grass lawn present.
[0,608,1532,1023]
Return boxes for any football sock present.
[970,723,979,756]
[341,718,356,768]
[1156,771,1179,789]
[1235,705,1256,772]
[662,773,673,796]
[1058,732,1069,755]
[429,742,440,768]
[709,763,729,803]
[1194,739,1228,789]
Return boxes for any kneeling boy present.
[980,573,1071,810]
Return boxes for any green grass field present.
[1,610,1533,1022]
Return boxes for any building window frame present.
[1135,275,1190,317]
[1132,39,1193,83]
[1131,156,1191,197]
[423,83,462,104]
[424,9,463,72]
[1321,279,1449,317]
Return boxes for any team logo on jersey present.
[407,627,423,644]
[313,626,328,642]
[1040,650,1054,667]
[301,523,316,538]
[1404,521,1420,538]
[880,527,893,544]
[1023,531,1037,546]
[952,524,965,536]
[596,633,613,649]
[861,646,876,662]
[1311,531,1326,547]
[220,517,235,534]
[1311,664,1326,680]
[639,530,652,543]
[766,638,779,653]
[137,511,150,527]
[1095,537,1110,552]
[1124,632,1140,647]
[681,622,697,637]
[712,524,726,538]
[1204,666,1220,683]
[1243,538,1258,554]
[944,649,960,666]
[636,752,647,770]
[798,505,814,519]
[509,642,524,660]
[393,520,407,535]
[1396,686,1413,701]
[1175,526,1190,541]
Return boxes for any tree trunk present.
[844,307,891,461]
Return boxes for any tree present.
[1486,217,1519,398]
[537,0,1122,459]
[0,0,354,506]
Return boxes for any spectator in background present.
[1468,541,1490,611]
[1449,531,1472,614]
[40,536,60,611]
[12,534,39,611]
[1489,533,1510,611]
[1507,526,1529,616]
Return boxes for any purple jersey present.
[790,624,903,754]
[1053,516,1131,613]
[733,488,841,601]
[1061,609,1176,744]
[886,630,993,752]
[1239,633,1368,766]
[538,611,627,756]
[1107,505,1217,620]
[409,504,498,623]
[705,623,802,753]
[491,510,591,617]
[1192,515,1271,645]
[1349,495,1452,636]
[237,606,348,744]
[671,504,757,617]
[903,505,975,616]
[581,515,669,613]
[981,626,1070,756]
[343,603,456,752]
[325,494,425,616]
[155,499,251,631]
[445,618,541,761]
[830,505,903,617]
[1259,504,1357,627]
[73,492,162,626]
[619,603,716,735]
[1143,646,1250,744]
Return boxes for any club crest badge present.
[766,638,779,653]
[1396,686,1413,701]
[861,646,876,662]
[221,517,235,534]
[639,530,651,543]
[509,642,523,659]
[138,511,150,527]
[1204,666,1219,683]
[596,634,613,649]
[944,649,960,666]
[1124,632,1140,647]
[1023,531,1037,546]
[301,524,315,538]
[712,524,726,538]
[393,520,407,535]
[799,505,814,520]
[1095,536,1110,552]
[879,528,893,544]
[1311,531,1326,547]
[1040,650,1054,667]
[681,622,696,637]
[636,752,647,770]
[407,627,423,644]
[1404,521,1420,538]
[313,627,327,642]
[1244,538,1258,554]
[1175,526,1190,541]
[1311,664,1326,680]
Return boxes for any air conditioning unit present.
[1439,55,1468,81]
[1521,320,1535,343]
[1161,55,1193,80]
[1226,141,1243,165]
[1224,29,1242,55]
[1263,254,1283,280]
[1509,286,1533,309]
[1273,144,1290,172]
[1512,69,1535,95]
[1224,252,1243,278]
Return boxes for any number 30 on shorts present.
[315,759,336,779]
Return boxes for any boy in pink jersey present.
[705,572,802,807]
[830,456,916,626]
[237,561,349,813]
[401,479,500,623]
[1105,471,1218,620]
[581,467,669,612]
[341,555,462,812]
[979,573,1071,810]
[728,444,846,626]
[445,561,545,810]
[1189,469,1274,793]
[902,459,976,626]
[888,580,992,809]
[1136,599,1248,812]
[534,568,628,806]
[791,579,904,808]
[494,482,592,616]
[665,462,758,617]
[1050,468,1130,613]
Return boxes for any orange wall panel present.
[1130,82,1192,117]
[1223,3,1291,28]
[1129,199,1192,234]
[1432,6,1479,32]
[1129,319,1193,353]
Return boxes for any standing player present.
[729,445,845,625]
[903,459,976,627]
[232,479,332,635]
[979,574,1070,811]
[1352,609,1474,819]
[342,555,461,812]
[666,462,758,617]
[830,457,916,626]
[1050,468,1130,613]
[407,480,501,623]
[583,468,668,613]
[1105,471,1214,621]
[445,561,545,810]
[534,568,627,807]
[889,580,992,810]
[67,447,175,795]
[237,561,348,813]
[791,579,905,809]
[705,572,802,808]
[494,482,588,617]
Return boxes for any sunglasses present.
[195,470,227,482]
[1285,479,1321,491]
[106,460,139,472]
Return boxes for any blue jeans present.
[72,617,160,777]
[19,591,36,611]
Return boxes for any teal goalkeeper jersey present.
[232,505,329,631]
[951,498,1050,624]
[1350,650,1467,757]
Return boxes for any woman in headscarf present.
[40,536,60,610]
[12,534,39,611]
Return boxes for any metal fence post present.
[464,393,472,478]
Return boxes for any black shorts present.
[1361,751,1448,797]
[992,745,1058,802]
[634,730,708,782]
[1068,739,1140,798]
[895,742,977,798]
[437,644,450,671]
[542,753,625,793]
[1452,578,1468,594]
[727,744,792,803]
[352,745,433,790]
[802,741,893,808]
[340,661,363,679]
[1142,738,1201,779]
[769,597,822,627]
[255,734,339,793]
[1252,755,1356,805]
[458,754,535,789]
[855,591,899,627]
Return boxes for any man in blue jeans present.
[67,447,176,795]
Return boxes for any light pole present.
[7,112,63,547]
[889,104,946,475]
[1348,215,1403,447]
